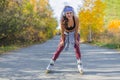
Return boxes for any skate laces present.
[77,59,83,71]
[46,60,55,70]
[77,59,82,65]
[50,60,55,66]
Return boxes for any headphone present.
[62,6,74,16]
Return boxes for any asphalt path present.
[0,36,120,80]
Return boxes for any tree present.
[79,0,105,42]
[0,0,57,46]
[107,19,120,33]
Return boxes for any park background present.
[0,0,120,53]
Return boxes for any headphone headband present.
[63,6,74,13]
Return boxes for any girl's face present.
[65,11,74,19]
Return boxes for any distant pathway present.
[0,36,120,80]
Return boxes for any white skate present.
[46,60,55,73]
[77,60,83,74]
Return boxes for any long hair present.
[60,6,75,27]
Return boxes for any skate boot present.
[77,59,83,74]
[46,59,55,73]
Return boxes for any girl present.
[46,6,83,74]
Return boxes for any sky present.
[49,0,84,23]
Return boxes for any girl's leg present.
[74,44,81,59]
[52,38,65,61]
[74,34,83,74]
[46,37,65,72]
[74,34,81,60]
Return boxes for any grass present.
[102,44,120,49]
[0,43,36,54]
[0,45,19,54]
[91,41,120,50]
[0,38,49,54]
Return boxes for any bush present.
[0,0,57,46]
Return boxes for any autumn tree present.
[38,0,57,38]
[107,20,120,33]
[0,0,57,46]
[78,0,105,42]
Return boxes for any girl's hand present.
[59,40,65,46]
[75,40,79,46]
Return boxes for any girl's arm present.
[60,20,65,42]
[75,17,79,42]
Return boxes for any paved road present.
[0,36,120,80]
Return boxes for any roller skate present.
[77,59,83,74]
[46,59,55,73]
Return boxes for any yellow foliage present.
[79,0,105,41]
[39,0,48,11]
[22,0,34,15]
[25,26,36,41]
[30,0,37,12]
[108,20,120,33]
[39,31,46,40]
[39,0,48,6]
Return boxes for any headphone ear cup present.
[63,12,65,16]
